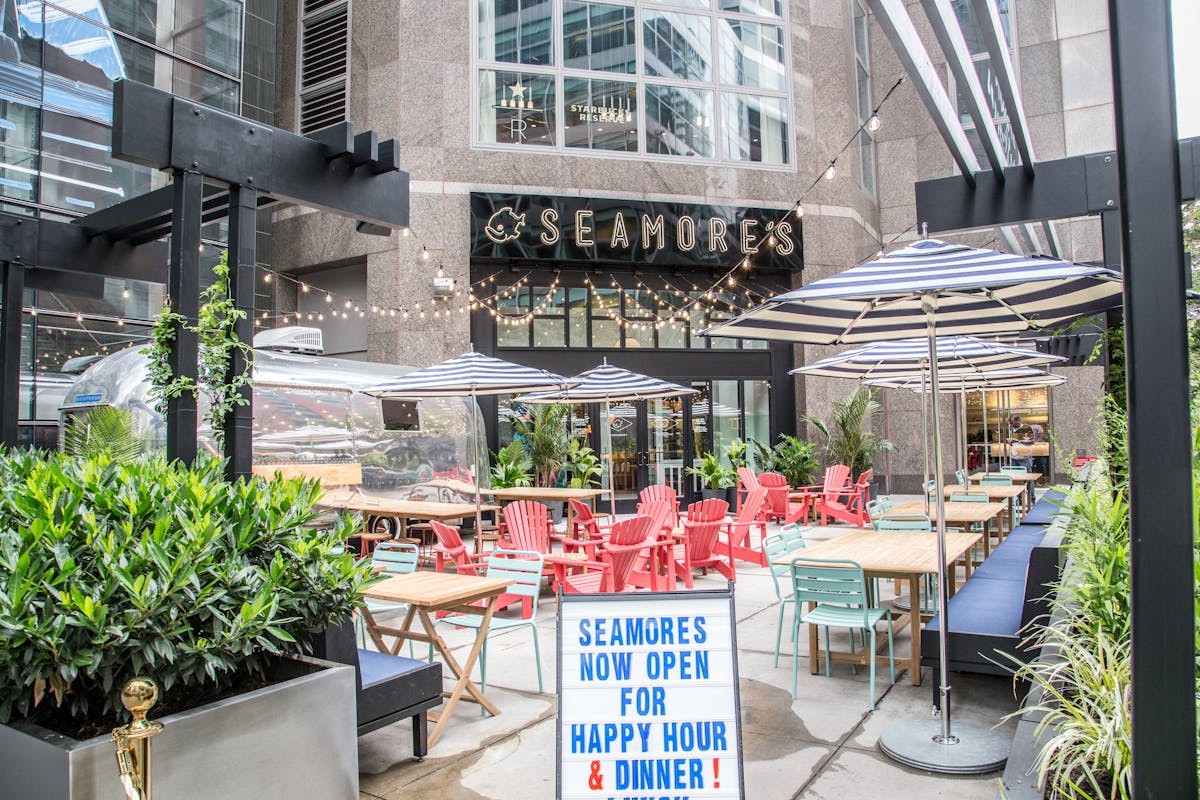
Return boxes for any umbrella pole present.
[472,388,484,542]
[606,399,617,521]
[981,389,990,474]
[878,296,1010,773]
[921,366,929,516]
[959,387,967,474]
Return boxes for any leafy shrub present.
[61,406,146,461]
[563,440,603,489]
[514,404,571,486]
[749,435,820,487]
[806,386,895,476]
[0,450,372,729]
[490,440,533,489]
[686,451,735,490]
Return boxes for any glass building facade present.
[475,0,791,165]
[0,0,275,444]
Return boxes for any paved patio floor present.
[356,505,1019,800]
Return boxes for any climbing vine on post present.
[147,251,253,450]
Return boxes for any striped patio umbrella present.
[366,351,568,534]
[702,238,1122,773]
[517,362,697,517]
[792,335,1066,380]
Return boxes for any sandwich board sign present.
[557,586,745,800]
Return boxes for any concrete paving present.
[356,506,1019,800]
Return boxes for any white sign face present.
[558,590,743,800]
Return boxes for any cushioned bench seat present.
[358,649,435,689]
[921,527,1063,701]
[1022,489,1067,525]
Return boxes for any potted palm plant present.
[563,439,603,489]
[514,404,572,521]
[686,451,736,502]
[808,385,896,494]
[490,440,533,489]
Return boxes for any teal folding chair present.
[790,557,895,708]
[875,514,932,532]
[954,468,969,487]
[980,473,1019,520]
[763,532,805,667]
[778,522,809,552]
[358,542,431,659]
[437,549,545,696]
[1000,465,1028,474]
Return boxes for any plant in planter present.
[723,438,749,472]
[750,435,820,487]
[490,440,533,489]
[686,452,735,500]
[514,403,571,487]
[807,385,896,476]
[0,449,374,797]
[563,439,603,489]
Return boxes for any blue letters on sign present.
[73,393,102,404]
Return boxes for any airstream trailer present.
[59,333,488,503]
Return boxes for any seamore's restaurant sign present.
[470,193,802,270]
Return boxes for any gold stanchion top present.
[119,678,163,738]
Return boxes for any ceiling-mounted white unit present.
[253,326,325,355]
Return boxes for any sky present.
[1175,0,1200,137]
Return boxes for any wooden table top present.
[969,471,1042,483]
[365,571,512,607]
[488,487,608,501]
[943,483,1026,500]
[543,551,588,563]
[888,500,1007,524]
[320,492,498,519]
[990,443,1050,457]
[773,529,980,575]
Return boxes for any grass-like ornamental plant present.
[0,449,372,734]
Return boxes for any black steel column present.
[166,170,203,464]
[1107,1,1196,796]
[0,262,24,446]
[224,185,257,480]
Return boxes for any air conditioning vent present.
[298,0,349,134]
[254,326,325,355]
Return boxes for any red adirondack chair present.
[759,472,811,524]
[790,465,852,523]
[561,516,664,594]
[735,467,760,513]
[670,499,734,588]
[638,485,680,526]
[500,501,568,579]
[566,498,612,559]
[815,469,874,526]
[725,486,769,566]
[430,520,529,617]
[624,499,678,590]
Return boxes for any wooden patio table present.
[362,571,513,747]
[969,470,1043,510]
[886,500,1007,559]
[774,529,980,686]
[487,487,608,538]
[943,482,1026,528]
[319,491,498,539]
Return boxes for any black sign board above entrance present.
[470,193,803,271]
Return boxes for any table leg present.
[909,575,921,686]
[421,600,502,747]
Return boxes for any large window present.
[852,0,875,195]
[951,0,1019,166]
[495,283,769,349]
[475,0,791,166]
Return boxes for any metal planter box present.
[0,656,358,800]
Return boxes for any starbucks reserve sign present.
[470,193,802,270]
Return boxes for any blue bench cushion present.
[358,649,432,689]
[925,577,1026,637]
[1023,490,1067,525]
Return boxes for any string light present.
[421,247,430,261]
[121,289,129,299]
[823,161,836,181]
[793,201,804,219]
[867,113,881,132]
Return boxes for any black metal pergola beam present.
[915,137,1200,233]
[1108,1,1195,796]
[77,182,278,246]
[223,185,256,480]
[106,80,407,231]
[0,215,168,283]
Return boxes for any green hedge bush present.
[0,450,372,728]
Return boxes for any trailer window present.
[382,399,421,431]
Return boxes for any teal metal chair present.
[866,496,894,529]
[980,472,1019,520]
[778,522,809,552]
[358,542,431,659]
[437,549,545,695]
[790,557,895,708]
[763,531,805,667]
[954,468,969,487]
[1000,465,1029,474]
[875,514,933,532]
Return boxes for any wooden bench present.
[312,619,443,759]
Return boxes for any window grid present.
[852,0,875,196]
[473,0,794,168]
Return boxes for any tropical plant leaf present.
[61,406,145,461]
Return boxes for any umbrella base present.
[878,719,1009,775]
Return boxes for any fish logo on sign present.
[484,207,526,244]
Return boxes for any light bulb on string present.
[121,288,129,299]
[401,227,411,238]
[421,248,430,261]
[325,292,332,303]
[794,201,805,219]
[301,283,310,293]
[344,299,351,309]
[823,161,836,181]
[727,274,736,287]
[867,113,881,132]
[263,272,271,284]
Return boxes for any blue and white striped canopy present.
[703,239,1123,345]
[516,363,696,403]
[365,352,567,397]
[865,367,1066,392]
[791,335,1065,380]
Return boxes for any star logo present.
[508,81,528,101]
